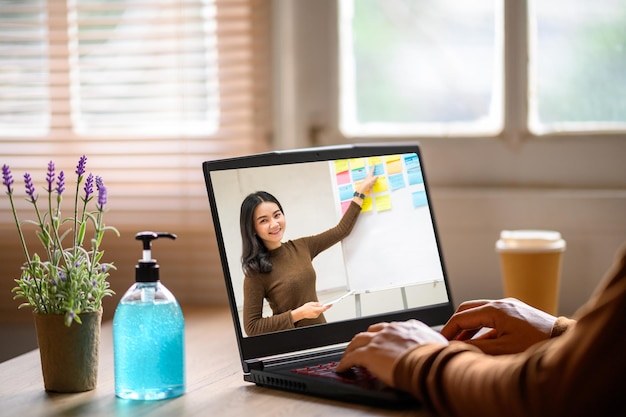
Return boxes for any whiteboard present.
[329,154,445,293]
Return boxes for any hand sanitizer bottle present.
[113,231,185,400]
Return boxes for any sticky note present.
[336,170,351,185]
[388,173,405,190]
[341,200,352,214]
[351,167,367,181]
[412,190,428,207]
[361,197,373,212]
[407,169,423,185]
[386,159,402,175]
[368,156,383,166]
[375,195,392,211]
[372,176,389,193]
[339,184,354,201]
[349,158,366,170]
[334,159,349,174]
[372,163,384,176]
[404,154,420,170]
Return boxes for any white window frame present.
[271,0,626,316]
[271,0,626,190]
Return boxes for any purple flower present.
[96,176,107,210]
[59,271,67,282]
[83,173,94,200]
[75,155,87,177]
[2,164,13,194]
[46,161,55,192]
[92,280,97,287]
[56,171,65,195]
[24,173,36,202]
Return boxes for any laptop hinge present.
[245,344,346,373]
[247,359,264,371]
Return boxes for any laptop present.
[202,142,454,407]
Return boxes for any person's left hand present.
[440,298,557,355]
[336,320,449,387]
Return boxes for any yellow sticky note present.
[375,195,392,212]
[361,197,373,212]
[349,158,366,170]
[368,156,383,166]
[334,159,349,173]
[373,176,388,193]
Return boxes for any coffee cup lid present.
[496,230,566,253]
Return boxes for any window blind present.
[0,0,271,323]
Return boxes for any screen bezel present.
[202,142,454,370]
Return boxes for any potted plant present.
[1,156,118,392]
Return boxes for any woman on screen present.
[239,170,377,336]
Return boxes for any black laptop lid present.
[202,143,454,370]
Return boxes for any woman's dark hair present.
[240,191,284,275]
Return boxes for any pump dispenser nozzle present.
[135,232,177,282]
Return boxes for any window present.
[339,0,502,136]
[1,0,220,137]
[0,0,270,221]
[530,0,626,133]
[339,0,626,137]
[0,0,271,320]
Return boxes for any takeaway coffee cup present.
[496,230,566,315]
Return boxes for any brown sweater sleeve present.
[303,201,361,258]
[393,245,626,417]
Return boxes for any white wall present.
[430,188,626,316]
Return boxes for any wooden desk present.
[0,307,433,417]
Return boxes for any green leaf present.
[77,220,87,246]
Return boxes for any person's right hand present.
[440,298,558,355]
[291,301,331,322]
[357,168,378,195]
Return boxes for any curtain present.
[0,0,271,322]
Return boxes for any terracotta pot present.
[33,309,102,393]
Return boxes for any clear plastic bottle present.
[113,232,185,400]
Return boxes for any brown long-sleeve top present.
[394,244,626,417]
[243,202,362,336]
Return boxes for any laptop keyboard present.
[291,361,378,388]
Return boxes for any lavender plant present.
[2,156,119,326]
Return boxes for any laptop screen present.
[202,143,453,366]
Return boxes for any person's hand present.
[291,301,331,322]
[356,168,378,195]
[440,298,558,355]
[336,320,448,387]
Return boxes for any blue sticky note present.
[351,167,366,181]
[404,154,420,170]
[388,173,405,190]
[407,169,423,185]
[372,163,384,176]
[339,184,354,201]
[412,190,428,207]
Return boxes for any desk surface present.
[0,307,433,417]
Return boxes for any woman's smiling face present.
[253,201,286,250]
